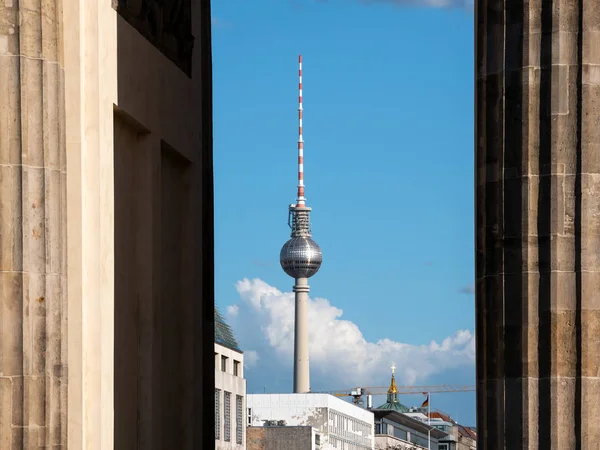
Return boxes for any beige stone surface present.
[0,0,68,447]
[2,0,214,448]
[477,0,600,447]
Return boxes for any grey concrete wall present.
[247,427,267,450]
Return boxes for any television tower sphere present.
[280,236,322,278]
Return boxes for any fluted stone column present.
[0,0,67,448]
[476,0,600,448]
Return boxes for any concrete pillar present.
[0,0,68,448]
[476,0,600,448]
[293,277,310,393]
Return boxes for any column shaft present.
[0,0,67,448]
[476,0,600,448]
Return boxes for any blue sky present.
[212,0,475,425]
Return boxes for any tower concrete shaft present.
[476,0,600,447]
[293,278,310,393]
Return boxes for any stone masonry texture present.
[246,427,314,450]
[476,0,600,448]
[0,0,68,448]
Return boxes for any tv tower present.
[280,55,323,394]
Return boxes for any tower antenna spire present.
[297,54,305,206]
[280,55,323,394]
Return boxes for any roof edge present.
[214,340,244,354]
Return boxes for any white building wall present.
[375,435,434,450]
[247,393,375,450]
[376,416,441,449]
[215,343,246,450]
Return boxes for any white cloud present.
[227,304,240,317]
[244,350,260,368]
[230,278,475,387]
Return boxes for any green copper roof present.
[215,307,242,352]
[376,400,411,413]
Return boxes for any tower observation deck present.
[279,55,322,394]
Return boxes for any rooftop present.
[429,411,455,423]
[457,424,477,440]
[425,410,477,441]
[215,307,242,352]
[371,409,448,440]
[376,399,411,413]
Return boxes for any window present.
[224,391,231,441]
[411,433,429,448]
[247,407,252,426]
[439,445,449,450]
[215,389,221,440]
[234,360,240,376]
[393,426,407,440]
[236,395,244,444]
[221,355,228,372]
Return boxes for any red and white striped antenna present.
[297,54,306,207]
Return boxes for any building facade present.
[215,309,247,450]
[0,0,214,449]
[402,411,476,450]
[436,425,476,450]
[247,393,375,450]
[247,426,322,450]
[373,410,445,450]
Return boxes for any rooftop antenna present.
[297,54,306,207]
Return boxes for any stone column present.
[476,0,600,448]
[0,0,67,448]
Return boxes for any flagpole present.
[428,391,431,450]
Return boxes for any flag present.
[421,393,429,408]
